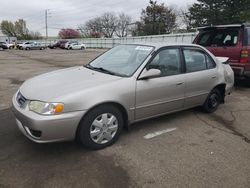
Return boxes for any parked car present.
[48,40,68,49]
[64,41,78,49]
[21,42,46,50]
[16,41,24,49]
[193,24,250,81]
[0,42,8,50]
[1,42,14,49]
[12,43,234,149]
[18,42,33,50]
[68,42,86,50]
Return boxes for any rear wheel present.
[202,88,221,113]
[0,47,3,51]
[25,47,30,50]
[77,105,124,150]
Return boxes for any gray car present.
[12,43,234,149]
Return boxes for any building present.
[0,30,17,43]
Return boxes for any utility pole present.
[45,9,49,39]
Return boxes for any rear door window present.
[183,49,216,73]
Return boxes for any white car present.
[2,42,14,49]
[68,42,86,50]
[18,42,32,49]
[64,41,78,49]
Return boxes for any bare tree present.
[179,8,193,31]
[28,31,42,40]
[100,12,117,38]
[78,12,133,38]
[78,17,103,37]
[116,13,132,37]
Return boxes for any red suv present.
[193,24,250,81]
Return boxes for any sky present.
[0,0,197,37]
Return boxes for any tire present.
[202,88,221,113]
[0,47,3,51]
[80,47,84,50]
[25,47,30,50]
[77,104,124,150]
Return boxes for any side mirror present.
[139,69,161,80]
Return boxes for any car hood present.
[20,66,122,101]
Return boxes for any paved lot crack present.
[194,111,250,143]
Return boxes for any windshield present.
[88,44,154,77]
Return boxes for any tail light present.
[240,49,249,63]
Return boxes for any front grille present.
[16,91,27,107]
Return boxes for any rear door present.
[182,47,218,108]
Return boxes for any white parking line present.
[144,128,177,139]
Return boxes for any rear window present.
[197,29,240,47]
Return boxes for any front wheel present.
[202,88,221,113]
[77,105,124,150]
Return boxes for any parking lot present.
[0,49,250,188]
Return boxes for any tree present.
[58,28,81,39]
[100,12,117,38]
[14,19,29,39]
[78,17,103,38]
[0,20,16,36]
[188,0,250,27]
[28,31,42,40]
[137,1,177,35]
[0,19,41,40]
[179,8,194,32]
[115,13,132,37]
[78,12,132,38]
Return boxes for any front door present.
[135,47,185,120]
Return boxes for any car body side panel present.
[52,77,137,123]
[184,68,219,108]
[135,74,185,120]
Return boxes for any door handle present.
[211,76,217,79]
[176,82,184,85]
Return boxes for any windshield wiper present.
[84,64,119,76]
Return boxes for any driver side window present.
[146,48,181,77]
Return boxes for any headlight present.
[29,101,64,115]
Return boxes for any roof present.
[197,23,250,31]
[127,42,201,49]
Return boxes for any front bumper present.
[12,94,86,143]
